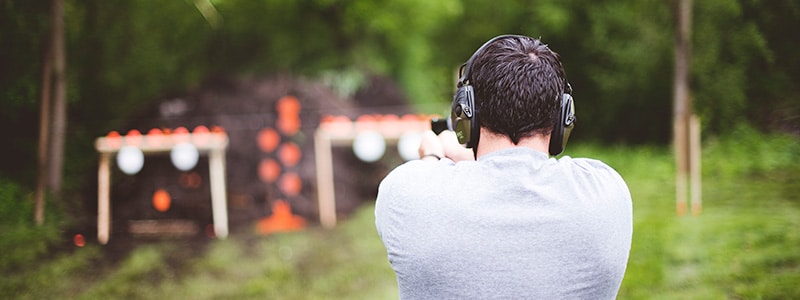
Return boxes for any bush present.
[0,179,61,272]
[703,124,800,178]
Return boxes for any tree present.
[33,0,66,225]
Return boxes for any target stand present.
[94,127,229,244]
[314,114,433,228]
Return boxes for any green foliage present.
[79,245,178,299]
[0,0,51,183]
[1,245,99,299]
[0,179,61,272]
[427,0,677,143]
[688,0,800,135]
[68,0,214,123]
[0,178,86,299]
[570,1,675,143]
[703,124,800,178]
[430,0,800,142]
[0,0,49,110]
[569,135,800,299]
[693,0,764,133]
[3,0,799,186]
[211,0,462,110]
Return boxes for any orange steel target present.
[255,95,307,235]
[152,188,172,212]
[258,158,282,183]
[258,128,281,153]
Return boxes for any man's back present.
[375,147,632,299]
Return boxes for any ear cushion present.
[549,92,576,156]
[452,35,573,154]
[451,85,479,148]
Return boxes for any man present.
[374,35,633,299]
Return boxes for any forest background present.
[4,0,799,183]
[1,0,799,298]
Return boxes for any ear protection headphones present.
[450,34,576,156]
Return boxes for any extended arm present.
[418,131,475,162]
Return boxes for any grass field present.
[2,129,799,299]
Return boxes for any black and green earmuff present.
[450,34,576,156]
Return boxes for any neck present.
[475,127,550,158]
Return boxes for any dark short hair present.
[470,36,567,144]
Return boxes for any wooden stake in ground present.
[689,114,702,215]
[673,0,701,216]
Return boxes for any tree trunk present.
[34,36,53,226]
[48,0,67,196]
[35,0,67,225]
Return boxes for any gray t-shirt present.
[375,147,632,299]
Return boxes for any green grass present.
[569,129,800,299]
[2,207,398,300]
[2,130,799,299]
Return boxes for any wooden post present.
[673,0,698,215]
[690,114,702,215]
[314,130,337,228]
[98,153,111,244]
[209,148,229,238]
[313,115,431,228]
[674,119,689,216]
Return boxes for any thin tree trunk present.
[35,0,67,225]
[47,0,67,199]
[34,36,53,226]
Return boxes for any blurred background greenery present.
[2,0,798,179]
[1,0,799,299]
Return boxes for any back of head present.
[470,36,568,144]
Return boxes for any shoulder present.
[557,156,630,195]
[375,159,455,238]
[560,156,623,178]
[557,156,632,234]
[377,159,453,204]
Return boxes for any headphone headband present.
[451,34,575,156]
